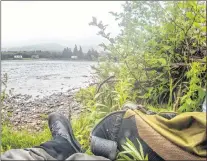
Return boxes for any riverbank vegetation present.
[74,0,207,153]
[1,1,206,159]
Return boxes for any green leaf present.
[193,22,201,28]
[186,12,194,19]
[137,138,144,159]
[163,45,171,50]
[95,103,108,108]
[94,92,104,100]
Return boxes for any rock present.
[49,105,54,108]
[32,114,39,119]
[2,90,84,132]
[20,125,25,129]
[16,109,21,113]
[35,126,41,131]
[2,106,6,109]
[14,122,19,126]
[73,106,79,111]
[36,120,41,125]
[16,114,21,120]
[7,108,13,112]
[31,122,36,127]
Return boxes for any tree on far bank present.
[62,47,72,58]
[77,46,84,59]
[73,45,78,56]
[85,48,99,60]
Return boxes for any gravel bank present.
[2,89,83,131]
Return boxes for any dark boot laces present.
[51,121,69,139]
[51,121,80,152]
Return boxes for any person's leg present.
[90,110,164,161]
[1,112,83,161]
[37,136,76,160]
[36,112,83,160]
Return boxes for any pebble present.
[16,109,21,113]
[2,92,83,131]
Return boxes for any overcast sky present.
[2,1,124,48]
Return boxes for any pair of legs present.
[37,111,163,161]
[38,112,125,160]
[2,109,164,160]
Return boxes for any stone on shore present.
[2,92,83,131]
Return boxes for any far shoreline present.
[2,58,98,62]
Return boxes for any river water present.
[2,60,96,98]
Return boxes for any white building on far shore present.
[71,56,78,60]
[14,55,23,59]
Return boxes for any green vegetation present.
[73,0,206,156]
[72,113,94,154]
[1,124,51,153]
[88,1,206,112]
[117,138,148,160]
[1,73,8,102]
[1,1,206,160]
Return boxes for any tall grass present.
[117,138,148,161]
[1,124,51,153]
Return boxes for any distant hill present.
[5,43,66,52]
[3,43,102,53]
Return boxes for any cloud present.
[2,1,123,48]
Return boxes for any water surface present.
[2,60,96,98]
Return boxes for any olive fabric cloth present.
[124,109,206,160]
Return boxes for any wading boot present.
[48,112,83,153]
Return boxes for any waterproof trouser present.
[38,136,77,160]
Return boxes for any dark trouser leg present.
[37,136,78,160]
